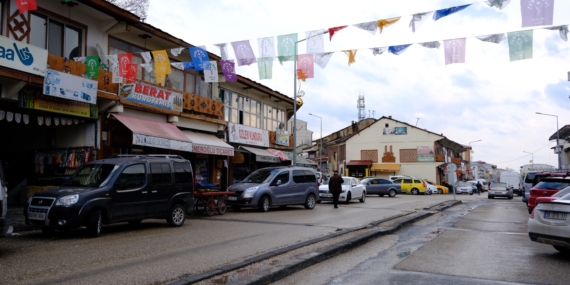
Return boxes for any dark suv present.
[24,155,195,237]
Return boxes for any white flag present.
[170,47,184,57]
[108,55,121,83]
[409,11,433,32]
[204,61,219,83]
[141,52,152,63]
[257,37,276,58]
[371,47,387,56]
[353,21,377,35]
[315,52,334,69]
[305,29,325,54]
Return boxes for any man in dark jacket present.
[476,181,482,195]
[329,170,344,208]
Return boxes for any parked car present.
[24,155,195,237]
[466,180,481,194]
[227,166,319,212]
[500,171,522,196]
[535,186,570,204]
[527,177,570,214]
[392,178,427,195]
[360,178,401,197]
[527,194,570,254]
[455,182,474,195]
[318,176,366,204]
[0,160,9,238]
[424,181,437,195]
[523,171,566,204]
[425,179,448,194]
[475,179,488,192]
[488,182,513,199]
[522,171,539,204]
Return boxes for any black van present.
[24,155,194,237]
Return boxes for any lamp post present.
[536,112,561,169]
[308,113,322,171]
[468,140,481,180]
[523,151,534,165]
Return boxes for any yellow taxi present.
[425,179,449,194]
[392,178,427,195]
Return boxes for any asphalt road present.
[0,193,474,285]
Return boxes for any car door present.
[365,179,382,194]
[401,178,413,193]
[270,170,293,205]
[111,163,148,221]
[378,179,393,194]
[352,178,364,198]
[147,162,173,216]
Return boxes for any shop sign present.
[256,154,280,163]
[417,146,435,162]
[228,122,269,147]
[43,69,98,104]
[192,144,234,156]
[133,133,192,151]
[21,87,97,118]
[276,129,290,146]
[119,82,183,112]
[0,35,47,76]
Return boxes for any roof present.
[548,125,570,141]
[346,160,373,166]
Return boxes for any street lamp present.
[536,112,561,169]
[523,151,534,165]
[468,140,481,179]
[308,113,322,171]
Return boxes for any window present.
[117,164,146,189]
[403,179,412,184]
[274,171,290,185]
[304,170,316,182]
[174,161,193,184]
[151,163,172,185]
[293,170,306,183]
[222,90,262,129]
[30,13,83,58]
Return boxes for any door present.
[147,162,173,216]
[378,179,394,194]
[270,170,293,205]
[401,178,413,193]
[111,163,148,221]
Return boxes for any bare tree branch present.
[107,0,149,20]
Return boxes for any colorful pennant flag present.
[125,64,137,83]
[257,57,273,80]
[418,41,441,49]
[297,70,307,81]
[170,47,184,57]
[545,25,569,41]
[85,56,99,79]
[485,0,511,10]
[343,50,357,66]
[508,30,533,61]
[409,12,434,32]
[15,0,37,14]
[214,43,229,60]
[371,47,387,56]
[258,37,276,58]
[433,4,471,21]
[353,21,377,35]
[297,54,314,79]
[231,40,257,66]
[183,62,194,70]
[377,17,401,33]
[171,62,185,70]
[521,0,554,28]
[388,44,412,55]
[328,26,347,41]
[108,55,121,83]
[189,46,210,70]
[314,52,334,69]
[141,52,152,63]
[306,30,325,54]
[476,34,506,43]
[220,60,237,82]
[204,61,219,83]
[277,34,298,63]
[444,38,466,65]
[140,63,153,74]
[118,53,132,81]
[151,50,172,85]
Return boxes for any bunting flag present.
[170,47,184,57]
[444,38,466,65]
[297,70,307,81]
[140,63,153,74]
[231,40,257,66]
[476,33,506,43]
[85,56,99,79]
[189,46,210,70]
[418,41,441,49]
[306,30,325,54]
[371,47,387,56]
[328,26,347,41]
[257,57,273,80]
[151,50,172,85]
[73,57,86,63]
[508,30,533,61]
[204,61,219,83]
[258,37,276,58]
[108,55,121,83]
[485,0,511,10]
[545,25,569,41]
[171,62,185,70]
[125,64,137,83]
[183,62,194,70]
[353,21,377,35]
[15,0,37,14]
[221,60,237,82]
[388,44,412,55]
[118,53,132,81]
[314,52,334,69]
[214,43,229,60]
[343,50,357,65]
[409,12,434,32]
[297,54,314,79]
[377,17,401,33]
[141,52,152,63]
[277,33,298,63]
[433,4,471,21]
[521,0,554,27]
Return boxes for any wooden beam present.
[180,112,227,125]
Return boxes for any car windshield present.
[535,181,570,190]
[457,182,471,187]
[63,164,119,187]
[342,178,354,186]
[552,186,570,198]
[241,168,280,184]
[361,178,371,184]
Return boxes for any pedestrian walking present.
[328,170,344,208]
[476,181,482,195]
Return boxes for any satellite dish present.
[447,163,457,172]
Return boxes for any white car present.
[528,193,570,254]
[424,181,437,195]
[318,176,366,204]
[455,181,474,195]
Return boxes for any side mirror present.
[275,179,282,186]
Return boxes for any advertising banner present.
[119,82,183,112]
[21,87,97,118]
[228,122,269,147]
[43,69,98,104]
[276,129,290,146]
[417,146,435,162]
[383,127,408,135]
[0,35,47,76]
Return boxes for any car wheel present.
[438,189,443,194]
[411,188,419,195]
[86,210,102,237]
[553,246,570,255]
[231,205,242,211]
[508,195,513,200]
[388,190,396,198]
[258,196,270,212]
[167,204,186,227]
[359,191,366,203]
[128,219,142,225]
[304,194,317,209]
[41,227,55,236]
[470,192,473,195]
[345,192,351,204]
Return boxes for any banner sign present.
[276,129,290,146]
[383,127,408,135]
[43,69,98,104]
[133,133,192,151]
[417,146,435,162]
[0,35,47,76]
[228,122,269,147]
[192,144,234,156]
[119,82,183,112]
[20,87,97,118]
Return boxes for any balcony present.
[435,154,445,162]
[451,157,461,165]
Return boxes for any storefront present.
[346,160,373,178]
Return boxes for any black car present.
[360,178,401,197]
[24,155,195,237]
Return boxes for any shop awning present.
[371,163,401,172]
[267,149,290,161]
[240,146,281,163]
[281,151,317,166]
[111,114,192,151]
[181,131,234,156]
[346,160,373,166]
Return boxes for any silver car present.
[456,182,474,195]
[488,182,513,199]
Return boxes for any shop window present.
[223,90,262,128]
[195,158,209,185]
[173,161,193,184]
[151,163,172,185]
[30,13,83,58]
[117,164,146,190]
[293,170,306,183]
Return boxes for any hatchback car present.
[425,179,448,194]
[319,176,366,203]
[528,194,570,254]
[392,178,427,195]
[360,178,401,197]
[488,182,513,199]
[535,186,570,204]
[527,177,570,214]
[455,182,474,195]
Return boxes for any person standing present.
[476,181,482,195]
[329,170,344,208]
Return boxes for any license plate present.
[544,212,567,220]
[227,196,237,201]
[29,212,45,220]
[320,194,332,198]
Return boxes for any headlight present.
[56,194,79,206]
[243,187,259,198]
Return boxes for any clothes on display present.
[34,148,94,174]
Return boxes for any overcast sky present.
[147,0,570,172]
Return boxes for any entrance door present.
[270,170,293,205]
[111,163,148,221]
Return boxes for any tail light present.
[530,208,535,219]
[422,182,426,187]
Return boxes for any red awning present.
[267,149,291,161]
[346,160,373,166]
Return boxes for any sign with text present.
[133,134,192,151]
[417,146,435,162]
[192,144,234,156]
[119,82,183,112]
[43,69,98,104]
[20,87,97,118]
[0,35,47,76]
[228,122,269,147]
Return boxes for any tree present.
[107,0,149,20]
